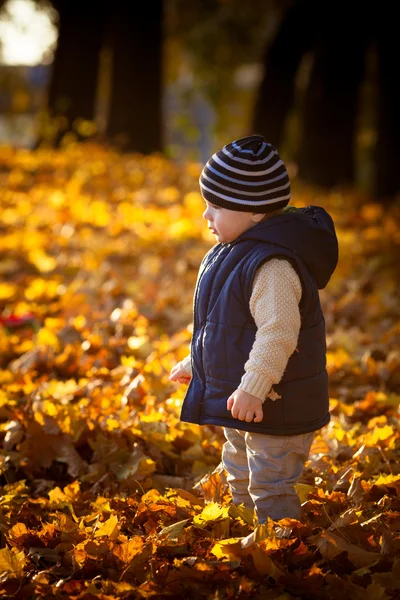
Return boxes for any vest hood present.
[232,205,338,289]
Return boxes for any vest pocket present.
[203,378,236,419]
[282,371,329,427]
[260,396,285,427]
[204,376,285,427]
[202,321,228,381]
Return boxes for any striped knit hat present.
[199,135,291,213]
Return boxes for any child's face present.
[202,200,264,243]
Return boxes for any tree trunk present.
[106,1,164,153]
[375,15,400,199]
[297,2,371,187]
[251,0,319,148]
[43,0,106,145]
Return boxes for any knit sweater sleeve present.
[237,258,302,402]
[180,353,192,374]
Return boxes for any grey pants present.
[221,427,315,523]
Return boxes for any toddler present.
[169,135,338,524]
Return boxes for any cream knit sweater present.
[180,257,302,403]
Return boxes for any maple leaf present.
[0,548,26,574]
[193,502,230,525]
[93,514,120,539]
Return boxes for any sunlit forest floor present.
[0,142,400,598]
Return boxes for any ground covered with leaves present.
[0,142,400,599]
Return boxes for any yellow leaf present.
[193,502,230,525]
[210,537,243,559]
[0,283,17,300]
[7,523,29,546]
[326,348,354,371]
[252,545,284,579]
[0,390,10,408]
[48,486,68,503]
[63,480,81,500]
[240,520,278,549]
[49,190,65,208]
[374,473,400,486]
[94,514,120,539]
[136,457,156,478]
[28,249,57,273]
[228,503,255,525]
[294,483,315,504]
[72,315,86,330]
[24,278,59,301]
[44,379,80,400]
[0,548,26,574]
[106,418,120,431]
[369,425,394,444]
[37,327,60,349]
[44,317,64,331]
[48,486,79,522]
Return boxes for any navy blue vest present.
[180,205,338,436]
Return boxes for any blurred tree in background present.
[251,0,399,200]
[0,0,398,200]
[42,0,163,153]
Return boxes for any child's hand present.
[227,389,264,423]
[169,362,192,384]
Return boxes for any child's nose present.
[203,206,214,220]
